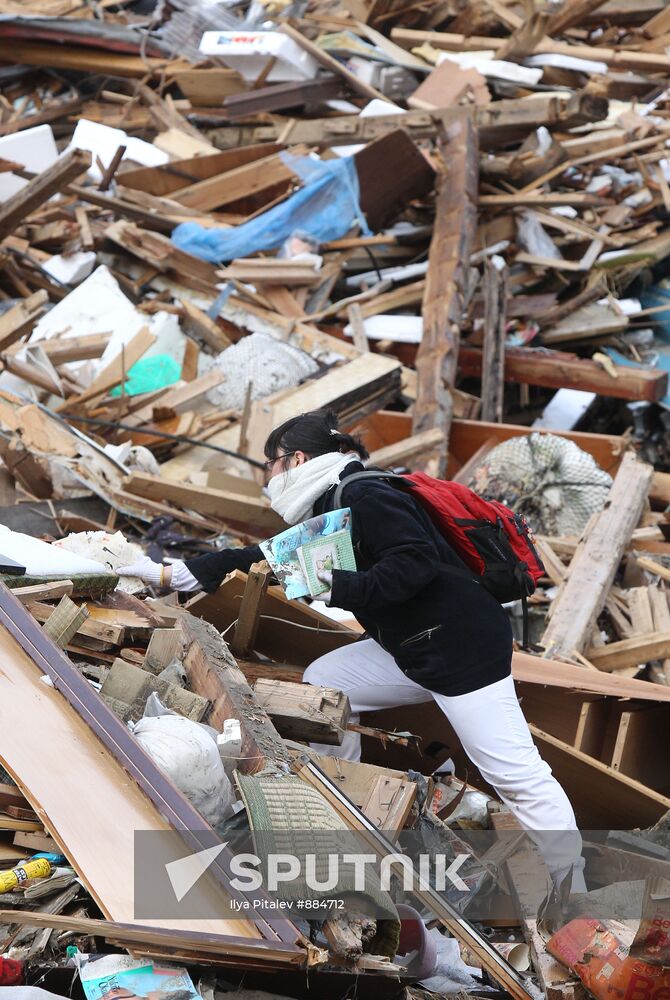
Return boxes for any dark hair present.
[264,409,369,465]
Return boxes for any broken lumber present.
[541,453,654,661]
[412,113,478,475]
[254,678,351,745]
[481,256,507,423]
[122,473,284,536]
[457,345,668,402]
[584,632,670,671]
[0,148,91,242]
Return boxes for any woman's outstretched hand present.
[117,555,170,587]
[317,570,333,605]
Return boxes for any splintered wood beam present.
[0,148,91,241]
[279,23,388,103]
[254,678,351,745]
[122,473,284,537]
[230,561,272,659]
[0,290,48,352]
[206,93,607,150]
[180,612,295,772]
[584,631,670,671]
[457,344,668,402]
[541,453,654,661]
[481,257,507,424]
[412,113,478,476]
[390,27,670,72]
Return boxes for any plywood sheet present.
[0,621,258,939]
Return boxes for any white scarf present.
[267,451,362,524]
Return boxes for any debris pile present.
[1,0,670,998]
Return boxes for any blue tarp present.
[172,152,370,263]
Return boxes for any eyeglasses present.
[263,452,296,472]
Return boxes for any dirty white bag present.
[134,715,235,827]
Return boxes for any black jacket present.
[186,462,512,696]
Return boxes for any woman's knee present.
[303,653,339,688]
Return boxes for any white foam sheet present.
[69,119,168,182]
[344,313,423,344]
[30,265,187,371]
[0,124,58,202]
[0,524,107,577]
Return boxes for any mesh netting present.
[467,433,613,537]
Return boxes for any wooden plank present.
[144,628,183,676]
[369,428,445,468]
[541,453,654,661]
[222,75,342,117]
[29,601,123,646]
[41,595,88,649]
[12,580,73,604]
[304,754,410,808]
[0,290,48,352]
[254,678,351,745]
[512,649,670,701]
[279,23,388,103]
[412,114,478,476]
[481,257,507,423]
[0,908,307,965]
[457,344,668,402]
[609,704,670,790]
[123,473,284,537]
[207,92,607,150]
[0,813,42,832]
[390,27,670,72]
[0,782,28,810]
[361,775,416,835]
[231,561,272,659]
[171,152,296,212]
[529,724,670,827]
[0,148,91,241]
[584,631,670,671]
[180,299,232,353]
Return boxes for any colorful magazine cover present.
[296,529,357,597]
[79,955,198,1000]
[260,507,353,600]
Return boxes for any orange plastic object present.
[548,918,670,1000]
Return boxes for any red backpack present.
[333,471,545,646]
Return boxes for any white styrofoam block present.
[69,119,168,182]
[199,30,318,82]
[43,250,96,286]
[344,313,423,344]
[30,265,188,379]
[532,388,596,430]
[0,124,58,202]
[0,523,107,577]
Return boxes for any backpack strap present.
[332,470,407,510]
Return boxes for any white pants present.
[304,638,586,889]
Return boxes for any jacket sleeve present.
[330,485,441,612]
[185,544,263,594]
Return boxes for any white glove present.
[166,559,201,592]
[317,570,333,605]
[117,555,164,587]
